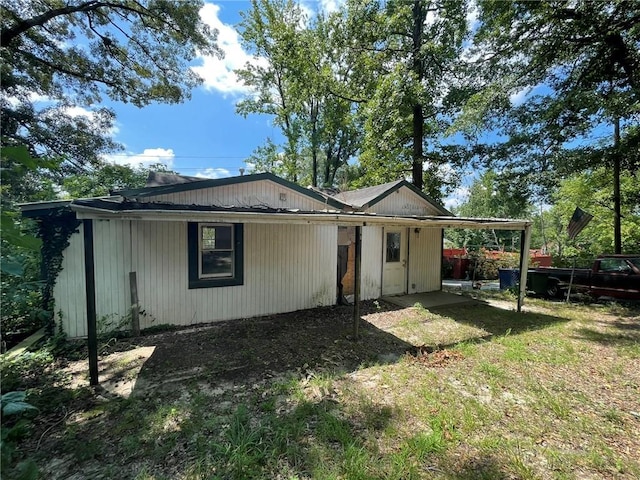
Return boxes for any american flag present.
[567,207,593,240]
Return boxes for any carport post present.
[83,219,99,386]
[517,224,532,312]
[353,225,362,340]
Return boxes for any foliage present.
[37,209,82,330]
[1,384,41,480]
[1,0,220,176]
[1,391,39,417]
[237,0,361,187]
[545,167,640,260]
[467,250,521,280]
[355,0,471,198]
[447,169,533,249]
[461,0,639,247]
[62,162,174,198]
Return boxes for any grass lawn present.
[2,293,639,479]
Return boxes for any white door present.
[382,228,407,296]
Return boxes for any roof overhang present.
[70,204,531,231]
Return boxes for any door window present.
[386,232,401,262]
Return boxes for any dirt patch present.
[63,301,415,398]
[406,345,465,367]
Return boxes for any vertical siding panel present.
[361,226,383,300]
[408,227,442,293]
[53,225,87,338]
[59,219,339,338]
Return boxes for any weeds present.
[4,295,639,479]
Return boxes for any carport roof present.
[62,197,531,230]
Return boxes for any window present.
[188,223,243,288]
[598,258,632,273]
[386,232,401,262]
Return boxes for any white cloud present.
[106,148,175,169]
[194,167,232,179]
[319,0,342,14]
[192,3,267,95]
[509,87,531,106]
[444,186,470,211]
[466,0,480,31]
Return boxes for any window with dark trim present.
[188,222,244,288]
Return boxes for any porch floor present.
[381,290,477,309]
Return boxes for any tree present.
[1,0,219,175]
[354,0,470,199]
[545,168,640,261]
[237,0,361,187]
[448,169,533,249]
[61,163,173,198]
[464,0,640,251]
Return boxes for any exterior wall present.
[52,224,87,338]
[137,179,331,211]
[361,226,383,300]
[366,187,443,216]
[408,227,443,294]
[94,220,133,333]
[54,220,337,338]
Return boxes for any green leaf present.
[1,391,27,404]
[1,258,25,277]
[0,146,37,169]
[2,401,39,416]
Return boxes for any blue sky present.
[103,1,286,179]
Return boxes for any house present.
[21,172,532,342]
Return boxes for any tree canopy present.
[1,0,219,174]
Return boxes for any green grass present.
[4,295,640,479]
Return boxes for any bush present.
[467,250,521,280]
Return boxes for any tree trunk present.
[412,104,424,189]
[411,0,425,190]
[613,117,622,253]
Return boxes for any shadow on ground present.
[420,299,570,342]
[131,301,414,396]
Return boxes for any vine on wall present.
[36,208,81,333]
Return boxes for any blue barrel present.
[498,268,520,289]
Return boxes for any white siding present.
[138,179,331,211]
[360,226,383,300]
[55,220,338,338]
[408,227,443,293]
[94,220,132,333]
[52,225,87,338]
[366,187,443,216]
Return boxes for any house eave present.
[71,205,531,231]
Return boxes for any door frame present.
[381,227,409,296]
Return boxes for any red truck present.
[528,255,640,300]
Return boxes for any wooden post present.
[83,219,99,386]
[129,271,140,336]
[353,225,362,340]
[517,225,532,312]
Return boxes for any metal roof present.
[68,198,531,231]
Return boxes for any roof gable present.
[116,172,346,210]
[333,180,451,215]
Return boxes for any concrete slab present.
[382,291,478,309]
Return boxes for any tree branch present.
[1,0,147,46]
